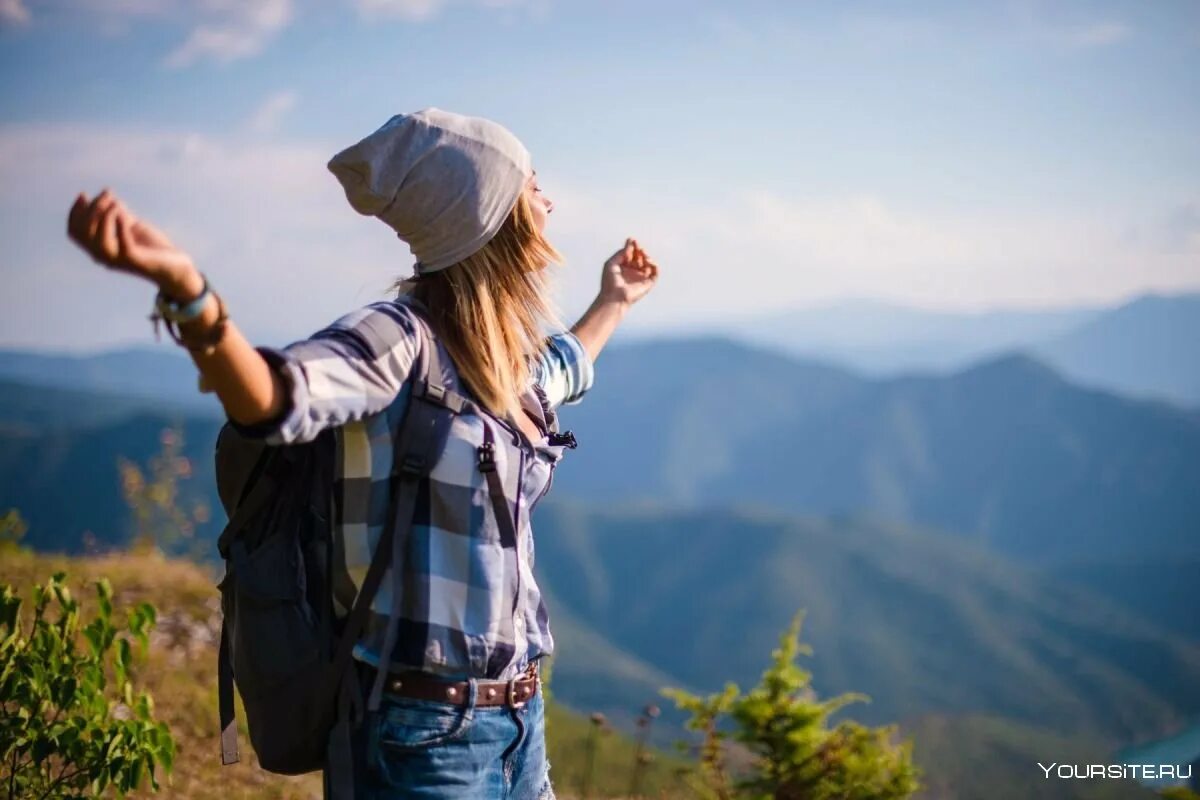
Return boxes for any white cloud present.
[1064,20,1129,48]
[246,90,299,136]
[1,121,1197,351]
[5,0,534,57]
[21,0,295,64]
[544,182,1200,328]
[0,0,31,25]
[353,0,538,22]
[0,123,409,351]
[355,0,445,21]
[164,0,293,67]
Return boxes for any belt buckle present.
[505,677,520,709]
[505,662,538,709]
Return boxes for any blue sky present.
[1,0,1198,351]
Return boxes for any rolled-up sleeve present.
[229,301,423,444]
[532,331,595,409]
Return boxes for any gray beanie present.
[327,107,533,275]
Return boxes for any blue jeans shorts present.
[335,667,556,799]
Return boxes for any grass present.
[0,548,691,799]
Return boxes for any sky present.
[1,0,1198,351]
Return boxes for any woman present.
[66,108,658,799]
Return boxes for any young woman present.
[66,108,658,799]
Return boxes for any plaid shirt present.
[251,296,593,681]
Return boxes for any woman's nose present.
[544,197,554,215]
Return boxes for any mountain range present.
[690,292,1200,406]
[6,340,1198,566]
[533,503,1200,746]
[551,342,1200,565]
[1,330,1196,796]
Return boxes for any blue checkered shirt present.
[250,295,594,681]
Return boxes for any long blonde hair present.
[396,190,565,423]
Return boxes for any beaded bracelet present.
[154,276,212,323]
[149,276,230,357]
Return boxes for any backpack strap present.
[315,301,468,701]
[477,423,521,622]
[368,313,467,712]
[324,302,471,797]
[218,622,239,765]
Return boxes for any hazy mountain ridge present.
[554,345,1200,563]
[532,502,1200,746]
[0,347,221,415]
[1035,293,1200,406]
[4,338,1198,564]
[695,291,1200,406]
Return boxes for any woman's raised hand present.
[67,189,200,296]
[600,237,659,306]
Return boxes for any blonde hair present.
[396,190,565,423]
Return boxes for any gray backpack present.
[214,304,480,795]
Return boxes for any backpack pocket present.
[221,533,321,699]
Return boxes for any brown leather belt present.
[375,660,540,709]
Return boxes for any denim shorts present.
[335,669,556,799]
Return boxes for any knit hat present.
[327,108,533,275]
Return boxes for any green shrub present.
[118,427,210,557]
[1161,787,1200,799]
[0,572,175,798]
[0,508,28,555]
[665,612,920,800]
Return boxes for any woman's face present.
[526,171,553,233]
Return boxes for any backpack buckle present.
[476,441,496,474]
[547,430,577,449]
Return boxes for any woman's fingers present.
[116,212,136,260]
[88,200,118,259]
[98,203,122,263]
[609,237,658,279]
[67,193,91,243]
[68,189,142,269]
[85,190,114,242]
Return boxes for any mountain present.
[904,715,1163,800]
[5,340,1198,566]
[1047,557,1200,642]
[1035,293,1200,407]
[3,370,1197,797]
[532,502,1200,746]
[0,377,179,434]
[0,410,224,552]
[704,297,1100,375]
[553,344,1200,563]
[0,347,219,414]
[704,292,1200,406]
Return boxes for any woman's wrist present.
[155,262,204,304]
[592,291,632,315]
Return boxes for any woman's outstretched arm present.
[67,189,286,427]
[570,237,659,362]
[69,189,426,444]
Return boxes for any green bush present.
[665,612,920,800]
[0,572,176,798]
[0,508,27,555]
[119,427,210,558]
[1161,787,1200,799]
